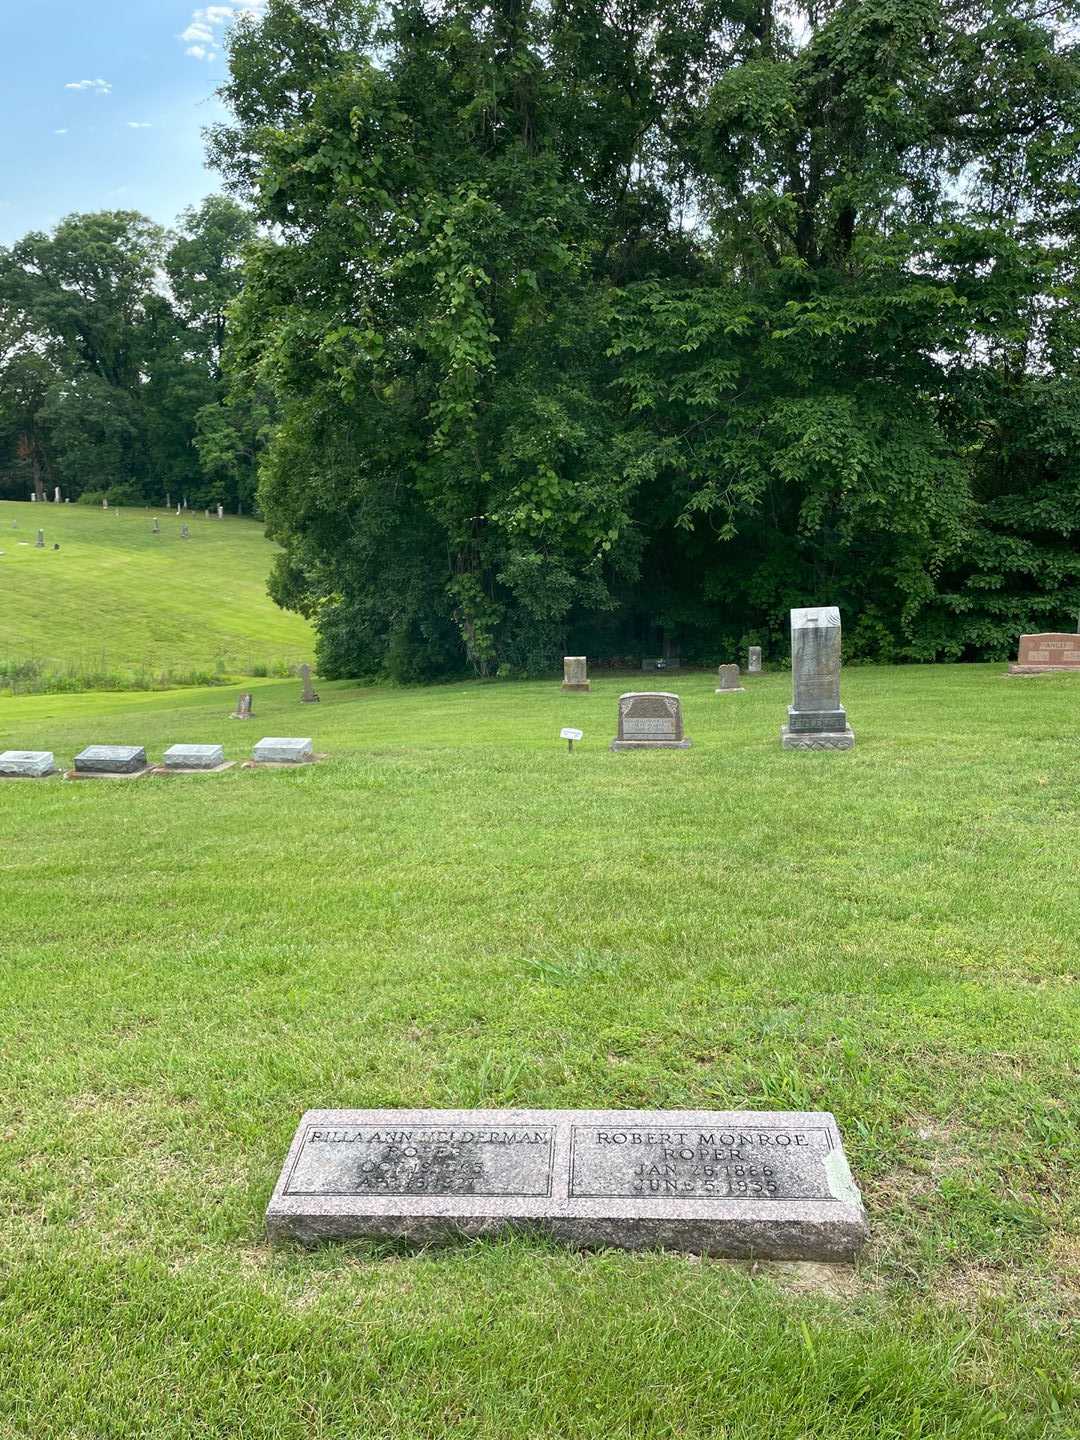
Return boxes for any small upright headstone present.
[748,646,762,674]
[165,493,171,509]
[65,497,71,504]
[562,656,590,692]
[30,492,36,502]
[102,498,108,510]
[611,692,691,750]
[54,486,61,504]
[715,664,743,693]
[180,524,190,540]
[152,517,160,534]
[204,509,210,519]
[1008,634,1080,674]
[183,497,189,510]
[11,520,16,529]
[253,736,314,764]
[35,529,44,549]
[176,504,181,516]
[73,744,147,775]
[300,663,320,703]
[781,607,854,750]
[0,750,56,778]
[232,692,254,720]
[217,504,224,520]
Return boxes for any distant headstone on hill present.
[35,530,44,548]
[611,692,691,750]
[1008,634,1080,674]
[781,607,854,750]
[562,656,589,692]
[152,517,160,534]
[265,1107,869,1260]
[180,524,190,540]
[715,664,743,693]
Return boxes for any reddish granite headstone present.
[1008,634,1080,674]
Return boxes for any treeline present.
[0,198,266,513]
[8,0,1080,675]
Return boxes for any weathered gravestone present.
[253,736,314,764]
[266,1107,868,1260]
[561,656,590,692]
[102,498,108,510]
[54,486,61,504]
[1008,634,1080,675]
[611,692,691,750]
[163,744,226,771]
[152,517,160,534]
[231,692,254,720]
[73,744,148,775]
[715,664,743,693]
[0,750,56,778]
[180,524,190,540]
[35,530,44,548]
[781,607,854,750]
[300,663,320,703]
[217,504,224,519]
[748,646,762,674]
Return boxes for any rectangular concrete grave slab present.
[781,606,855,750]
[0,750,56,778]
[73,744,147,775]
[1008,633,1080,674]
[562,655,590,692]
[163,744,226,770]
[253,737,314,764]
[266,1108,867,1260]
[611,692,691,750]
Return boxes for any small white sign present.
[560,728,584,742]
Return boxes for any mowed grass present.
[0,500,313,677]
[0,665,1077,1438]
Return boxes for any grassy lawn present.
[0,500,313,682]
[0,665,1077,1437]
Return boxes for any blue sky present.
[0,1,265,245]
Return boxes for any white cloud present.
[179,2,265,61]
[65,78,112,94]
[126,122,153,129]
[54,128,69,135]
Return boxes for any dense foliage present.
[0,198,264,512]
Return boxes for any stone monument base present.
[781,726,855,750]
[561,682,591,693]
[1007,664,1077,675]
[610,737,692,751]
[715,686,745,694]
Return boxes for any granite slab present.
[0,750,56,778]
[253,737,314,764]
[781,727,856,750]
[266,1108,867,1260]
[163,744,225,770]
[73,745,147,774]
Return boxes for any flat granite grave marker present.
[562,656,590,692]
[748,646,762,674]
[266,1108,867,1259]
[253,736,314,764]
[781,607,855,750]
[163,744,226,771]
[1008,633,1080,674]
[0,751,56,778]
[611,692,691,750]
[715,664,744,693]
[73,744,148,776]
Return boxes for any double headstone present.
[611,693,691,750]
[266,1107,868,1260]
[781,607,854,749]
[715,664,743,693]
[1008,634,1080,674]
[562,656,590,692]
[748,646,762,674]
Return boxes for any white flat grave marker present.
[253,737,314,764]
[266,1108,868,1260]
[0,750,56,778]
[162,744,227,771]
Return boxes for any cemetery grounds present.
[0,660,1077,1437]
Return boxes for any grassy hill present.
[1,664,1076,1437]
[0,499,314,687]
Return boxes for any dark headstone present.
[73,744,147,775]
